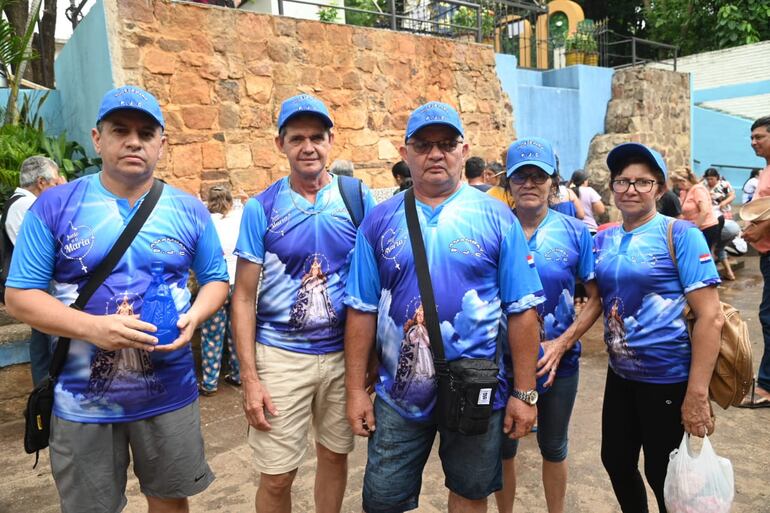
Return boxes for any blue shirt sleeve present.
[344,229,380,313]
[576,223,596,282]
[499,220,545,314]
[6,211,56,289]
[234,197,267,264]
[674,222,721,293]
[362,186,377,215]
[191,219,229,285]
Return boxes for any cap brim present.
[405,121,463,141]
[741,197,770,221]
[607,144,665,177]
[506,160,556,177]
[279,111,333,132]
[98,106,164,128]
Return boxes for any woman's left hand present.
[536,337,568,388]
[681,391,715,438]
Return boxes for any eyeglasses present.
[611,179,660,193]
[509,171,550,185]
[406,139,462,155]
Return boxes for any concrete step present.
[0,323,31,368]
[0,305,19,328]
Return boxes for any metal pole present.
[673,47,678,71]
[390,0,396,30]
[631,37,636,66]
[476,6,482,43]
[278,0,284,16]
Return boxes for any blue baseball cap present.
[506,137,557,177]
[277,94,333,132]
[405,101,464,141]
[606,142,668,179]
[96,86,165,129]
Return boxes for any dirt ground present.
[0,257,768,513]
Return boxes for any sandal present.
[224,374,241,387]
[736,381,770,409]
[198,384,217,397]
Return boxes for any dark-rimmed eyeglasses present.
[509,171,550,185]
[611,179,660,193]
[406,139,462,155]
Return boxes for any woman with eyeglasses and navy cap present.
[494,137,600,513]
[592,143,723,513]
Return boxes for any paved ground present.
[1,257,768,513]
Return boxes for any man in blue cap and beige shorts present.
[231,94,375,513]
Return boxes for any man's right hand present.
[89,314,158,351]
[347,389,375,437]
[242,379,278,431]
[742,220,770,243]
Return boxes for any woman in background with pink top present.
[671,167,721,251]
[569,170,605,235]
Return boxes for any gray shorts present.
[49,401,214,513]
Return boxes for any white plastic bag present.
[664,434,734,513]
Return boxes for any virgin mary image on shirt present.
[290,254,338,330]
[391,303,436,406]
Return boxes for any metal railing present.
[274,0,545,43]
[597,29,678,70]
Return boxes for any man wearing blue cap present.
[344,101,544,512]
[231,93,375,513]
[5,86,229,512]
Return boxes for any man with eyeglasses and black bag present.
[344,101,545,513]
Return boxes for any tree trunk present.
[32,0,56,87]
[4,0,43,125]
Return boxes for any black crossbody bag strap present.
[47,179,164,380]
[404,188,447,367]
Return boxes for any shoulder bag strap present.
[337,175,365,228]
[666,219,678,268]
[48,179,164,380]
[403,188,446,366]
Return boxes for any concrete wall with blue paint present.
[53,0,114,158]
[494,55,614,179]
[693,106,765,201]
[0,89,65,135]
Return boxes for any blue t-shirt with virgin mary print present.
[501,209,595,380]
[344,184,545,421]
[593,214,720,384]
[7,173,228,423]
[235,174,375,355]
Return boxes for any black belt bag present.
[436,358,499,435]
[404,188,499,436]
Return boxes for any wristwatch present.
[511,388,538,406]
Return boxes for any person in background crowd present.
[199,184,242,395]
[330,159,355,177]
[487,162,515,209]
[1,156,61,386]
[742,168,760,204]
[345,102,544,513]
[569,170,605,235]
[594,142,722,513]
[703,168,736,280]
[656,186,682,218]
[549,174,584,220]
[484,161,504,187]
[495,138,600,513]
[671,166,721,252]
[391,160,412,193]
[231,94,376,513]
[5,85,229,513]
[465,156,491,192]
[740,115,770,408]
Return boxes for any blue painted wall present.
[693,106,765,200]
[53,0,114,158]
[494,58,614,179]
[0,89,65,135]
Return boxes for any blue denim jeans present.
[29,328,52,386]
[501,370,579,462]
[758,255,770,391]
[362,396,503,513]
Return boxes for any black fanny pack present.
[436,358,499,435]
[24,376,55,459]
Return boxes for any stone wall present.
[583,67,690,216]
[107,0,516,196]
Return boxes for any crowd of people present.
[2,85,769,513]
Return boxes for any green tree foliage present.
[578,0,770,56]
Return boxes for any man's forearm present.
[187,280,229,325]
[6,288,98,340]
[345,308,377,391]
[231,284,259,383]
[508,308,539,390]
